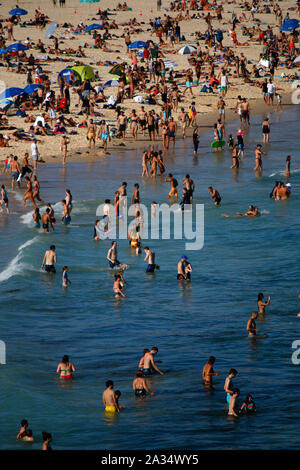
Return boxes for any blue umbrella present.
[45,22,58,39]
[9,8,28,16]
[0,48,7,54]
[23,84,44,94]
[7,43,29,52]
[280,19,299,31]
[85,24,104,32]
[103,80,120,87]
[0,87,24,100]
[128,41,149,49]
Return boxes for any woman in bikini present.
[56,355,76,380]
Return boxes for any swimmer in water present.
[113,274,126,298]
[144,247,159,273]
[41,432,52,451]
[286,155,291,178]
[61,199,71,225]
[114,390,125,410]
[177,255,192,280]
[247,311,259,336]
[103,380,119,413]
[228,388,240,417]
[17,420,29,440]
[41,245,57,273]
[202,356,219,387]
[208,186,221,206]
[257,292,270,314]
[222,205,260,218]
[133,370,154,397]
[41,208,54,233]
[141,347,164,376]
[240,394,256,415]
[107,241,122,269]
[56,354,76,379]
[0,184,9,214]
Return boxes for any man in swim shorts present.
[208,186,222,205]
[41,245,57,273]
[102,380,119,413]
[41,208,54,233]
[142,347,164,376]
[144,247,159,273]
[247,311,258,336]
[202,356,219,386]
[177,255,192,280]
[107,241,121,268]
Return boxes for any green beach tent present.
[71,65,95,82]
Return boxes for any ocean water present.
[1,106,300,450]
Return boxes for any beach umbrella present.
[103,80,120,87]
[45,22,58,39]
[0,87,24,101]
[294,56,300,64]
[0,49,8,54]
[128,41,149,49]
[108,63,125,76]
[178,45,196,55]
[280,19,299,31]
[0,99,13,111]
[23,84,44,94]
[7,43,29,52]
[84,24,104,32]
[9,8,28,16]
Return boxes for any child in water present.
[62,266,71,288]
[240,394,256,415]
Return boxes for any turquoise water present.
[1,106,300,449]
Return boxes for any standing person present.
[41,245,57,273]
[257,292,270,314]
[286,155,291,178]
[157,0,162,11]
[141,347,164,376]
[113,274,126,298]
[33,208,41,228]
[0,185,9,214]
[178,108,188,139]
[141,150,149,176]
[262,118,270,144]
[103,380,119,413]
[65,189,73,214]
[107,241,121,269]
[267,79,275,105]
[60,135,69,166]
[168,117,177,149]
[224,368,238,404]
[61,200,71,225]
[202,356,219,387]
[41,208,54,233]
[20,153,33,181]
[10,156,21,190]
[31,139,39,172]
[56,354,75,379]
[23,177,37,209]
[165,173,178,199]
[87,119,96,149]
[192,127,199,156]
[247,311,259,336]
[230,145,239,169]
[253,144,264,172]
[133,370,154,397]
[217,96,226,123]
[62,266,71,288]
[236,130,245,159]
[144,247,159,273]
[177,255,192,280]
[228,389,240,417]
[98,120,109,152]
[208,186,221,206]
[32,175,45,204]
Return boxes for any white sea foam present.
[0,236,39,283]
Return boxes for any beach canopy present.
[7,43,28,52]
[0,48,8,54]
[45,22,58,39]
[128,41,149,49]
[103,80,120,87]
[280,19,299,31]
[178,45,196,55]
[0,87,24,100]
[108,64,126,76]
[9,8,28,16]
[58,68,82,84]
[23,84,44,94]
[72,65,95,82]
[85,24,104,32]
[294,56,300,64]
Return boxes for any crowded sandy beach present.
[1,0,300,453]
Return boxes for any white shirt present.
[31,142,38,156]
[34,116,45,127]
[267,83,275,94]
